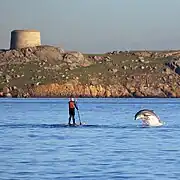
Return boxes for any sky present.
[0,0,180,53]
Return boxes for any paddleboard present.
[66,122,86,127]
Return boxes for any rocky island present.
[0,45,180,98]
[0,29,179,98]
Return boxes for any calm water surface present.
[0,98,180,180]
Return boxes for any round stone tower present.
[10,29,41,49]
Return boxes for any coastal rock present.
[105,90,111,97]
[168,59,180,75]
[106,85,130,97]
[63,52,91,68]
[3,86,10,94]
[96,85,106,97]
[133,91,144,97]
[84,86,91,97]
[14,79,180,98]
[163,67,172,75]
[33,46,64,61]
[0,46,180,98]
[134,51,153,57]
[0,92,3,97]
[139,86,166,97]
[89,85,98,97]
[5,93,12,97]
[5,75,11,82]
[108,68,118,73]
[138,57,145,62]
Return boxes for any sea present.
[0,98,180,180]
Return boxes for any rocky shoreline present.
[0,45,180,98]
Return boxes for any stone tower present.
[10,29,41,49]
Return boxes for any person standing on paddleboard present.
[68,97,79,125]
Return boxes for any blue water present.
[0,98,180,180]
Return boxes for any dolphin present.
[134,109,163,126]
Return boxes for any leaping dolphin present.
[134,109,163,126]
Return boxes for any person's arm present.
[75,102,79,110]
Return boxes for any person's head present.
[70,97,74,101]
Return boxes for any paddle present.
[77,109,82,125]
[75,98,82,125]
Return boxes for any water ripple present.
[0,98,180,180]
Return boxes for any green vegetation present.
[0,53,170,89]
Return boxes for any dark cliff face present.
[0,46,179,97]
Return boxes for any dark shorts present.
[69,108,75,116]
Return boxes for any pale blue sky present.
[0,0,180,53]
